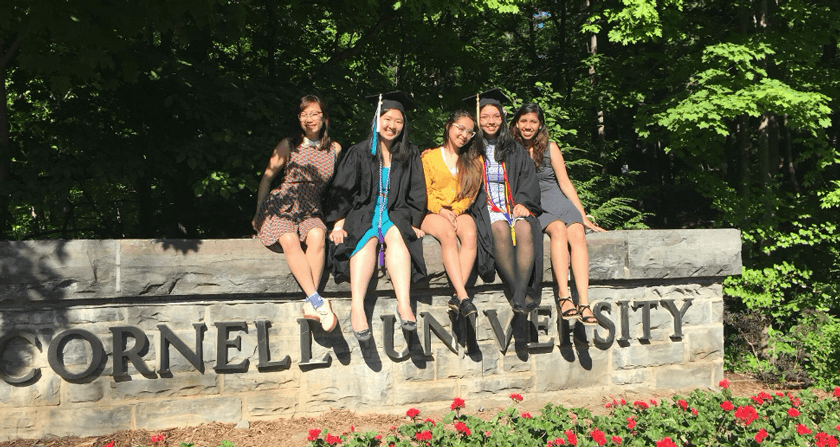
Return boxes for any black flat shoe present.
[459,297,477,317]
[395,305,417,332]
[354,328,372,341]
[512,303,529,315]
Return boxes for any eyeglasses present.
[479,113,502,122]
[452,123,476,138]
[299,112,323,120]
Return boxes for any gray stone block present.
[712,300,724,324]
[501,352,532,373]
[67,378,107,403]
[0,374,60,407]
[612,368,651,386]
[302,363,392,409]
[613,342,685,369]
[109,373,219,400]
[66,307,125,325]
[625,229,741,279]
[245,391,299,417]
[435,347,483,379]
[126,305,206,331]
[393,359,435,382]
[0,408,39,442]
[45,405,132,437]
[222,369,300,393]
[460,376,534,397]
[681,300,711,327]
[393,380,459,405]
[584,232,628,281]
[652,363,716,390]
[135,396,242,430]
[687,326,724,362]
[0,240,117,302]
[533,349,609,391]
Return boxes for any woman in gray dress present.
[510,103,605,325]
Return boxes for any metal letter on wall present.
[255,320,291,370]
[214,322,249,373]
[158,323,206,375]
[0,331,42,384]
[48,329,106,381]
[420,311,457,356]
[110,326,155,379]
[484,309,514,353]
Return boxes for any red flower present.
[691,408,698,416]
[565,429,578,446]
[324,433,342,445]
[789,395,801,407]
[521,412,532,419]
[307,428,322,441]
[150,434,166,444]
[677,399,688,411]
[454,421,471,436]
[720,401,734,411]
[775,392,784,397]
[485,431,491,437]
[633,400,649,409]
[374,434,382,440]
[605,402,612,409]
[649,399,658,406]
[406,408,420,418]
[551,438,566,446]
[626,417,637,429]
[611,435,622,445]
[451,397,465,410]
[103,442,114,447]
[620,399,626,405]
[389,426,396,431]
[734,405,759,426]
[797,424,812,435]
[510,393,524,402]
[788,407,800,417]
[751,395,764,405]
[758,391,772,400]
[656,437,677,447]
[415,430,433,442]
[754,428,768,443]
[815,432,839,447]
[834,387,840,398]
[718,379,730,389]
[836,425,840,432]
[423,417,436,426]
[590,428,607,446]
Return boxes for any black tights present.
[491,219,535,308]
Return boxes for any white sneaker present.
[301,299,337,332]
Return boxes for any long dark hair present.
[472,103,517,162]
[288,94,332,151]
[368,108,415,163]
[441,109,483,202]
[510,103,549,169]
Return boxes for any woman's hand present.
[412,226,425,238]
[329,227,347,244]
[512,204,531,218]
[251,216,259,232]
[438,208,457,229]
[583,215,606,232]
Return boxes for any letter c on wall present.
[0,330,42,384]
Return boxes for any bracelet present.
[331,227,344,232]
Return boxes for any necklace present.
[376,155,391,266]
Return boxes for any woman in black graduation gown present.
[326,91,427,341]
[466,89,544,314]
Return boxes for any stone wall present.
[0,229,741,441]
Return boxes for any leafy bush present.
[305,387,840,447]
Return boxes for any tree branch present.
[309,10,396,79]
[0,32,26,68]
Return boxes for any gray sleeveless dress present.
[536,145,583,230]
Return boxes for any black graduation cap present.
[462,88,511,109]
[365,90,416,113]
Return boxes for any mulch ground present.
[1,372,829,447]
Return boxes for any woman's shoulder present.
[420,146,441,161]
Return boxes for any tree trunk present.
[585,0,607,174]
[738,115,751,201]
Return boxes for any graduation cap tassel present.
[370,94,382,155]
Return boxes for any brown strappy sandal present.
[578,304,598,326]
[556,296,579,320]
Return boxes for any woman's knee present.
[305,228,326,249]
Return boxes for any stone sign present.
[0,229,741,441]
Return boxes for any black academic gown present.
[325,139,428,284]
[469,139,544,304]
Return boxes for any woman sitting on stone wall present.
[252,94,341,332]
[326,91,427,342]
[510,102,605,325]
[420,109,482,318]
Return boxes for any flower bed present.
[306,382,840,447]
